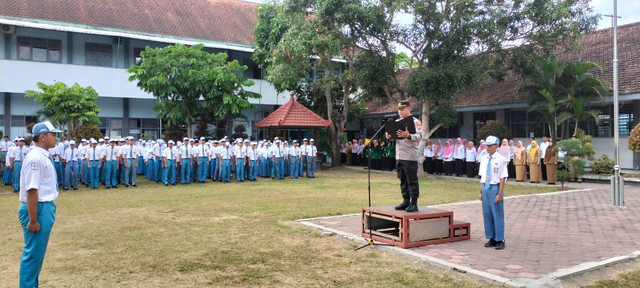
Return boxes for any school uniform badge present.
[31,162,38,170]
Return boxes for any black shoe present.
[106,187,111,189]
[73,188,78,190]
[394,198,410,210]
[131,184,137,187]
[484,239,497,248]
[405,198,419,212]
[495,241,506,250]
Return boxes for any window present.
[473,112,496,138]
[85,43,113,67]
[509,110,547,138]
[11,116,25,127]
[619,105,634,137]
[133,47,146,65]
[17,37,62,63]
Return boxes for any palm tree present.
[559,61,609,136]
[523,57,609,140]
[528,89,566,141]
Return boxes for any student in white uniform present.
[162,140,178,186]
[62,140,80,190]
[307,139,318,178]
[478,135,508,250]
[17,121,62,287]
[11,137,29,192]
[123,136,139,187]
[85,139,103,189]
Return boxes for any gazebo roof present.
[255,94,332,128]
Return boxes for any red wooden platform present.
[361,206,470,248]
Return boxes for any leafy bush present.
[476,121,512,144]
[162,125,185,142]
[231,124,248,140]
[0,130,3,139]
[76,125,103,143]
[194,122,210,138]
[575,128,596,161]
[590,154,614,175]
[628,122,640,152]
[26,122,36,134]
[555,139,586,188]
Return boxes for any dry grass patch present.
[0,167,558,287]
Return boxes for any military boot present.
[405,198,419,212]
[394,197,410,210]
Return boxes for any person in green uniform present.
[386,140,396,171]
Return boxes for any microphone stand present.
[355,121,393,251]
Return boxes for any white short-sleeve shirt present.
[478,152,509,185]
[20,146,59,202]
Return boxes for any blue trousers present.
[163,160,176,185]
[221,159,230,182]
[210,158,218,180]
[124,159,136,186]
[54,162,63,186]
[307,156,316,177]
[236,159,245,181]
[214,159,222,181]
[249,160,257,180]
[154,159,162,182]
[301,157,307,177]
[290,156,298,179]
[89,160,99,188]
[260,157,268,177]
[181,159,191,184]
[198,157,208,182]
[146,159,154,180]
[19,201,56,288]
[4,165,13,185]
[13,161,23,191]
[82,159,90,185]
[482,184,505,242]
[270,158,276,178]
[137,157,144,174]
[105,161,117,188]
[284,158,289,176]
[64,162,79,189]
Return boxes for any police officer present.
[17,120,62,287]
[386,100,423,212]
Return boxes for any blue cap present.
[32,121,62,137]
[484,135,500,146]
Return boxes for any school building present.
[2,1,640,168]
[361,22,640,169]
[0,0,296,141]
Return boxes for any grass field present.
[0,167,559,287]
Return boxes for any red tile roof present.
[0,0,258,46]
[256,94,332,128]
[366,22,640,115]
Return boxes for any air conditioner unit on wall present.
[1,24,15,34]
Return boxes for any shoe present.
[495,241,506,250]
[394,198,410,210]
[484,239,497,248]
[106,187,111,189]
[132,184,137,187]
[73,188,78,190]
[405,198,419,212]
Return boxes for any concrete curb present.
[548,250,640,280]
[296,219,525,288]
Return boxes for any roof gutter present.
[0,17,256,52]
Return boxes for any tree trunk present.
[574,119,579,137]
[187,122,193,138]
[416,101,443,176]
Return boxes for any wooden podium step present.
[362,206,470,248]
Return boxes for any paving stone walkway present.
[299,182,640,287]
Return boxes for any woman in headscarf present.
[528,140,542,183]
[513,141,527,182]
[508,139,516,178]
[453,138,465,177]
[544,139,558,185]
[465,141,477,178]
[423,139,434,174]
[434,139,443,175]
[476,140,487,176]
[442,139,454,176]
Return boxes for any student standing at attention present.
[18,121,62,287]
[478,135,508,250]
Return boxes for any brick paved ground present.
[300,182,640,287]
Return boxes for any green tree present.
[555,139,586,188]
[475,122,511,145]
[523,58,608,140]
[127,44,260,137]
[76,125,103,143]
[253,0,371,165]
[527,89,566,141]
[24,82,101,139]
[355,0,597,157]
